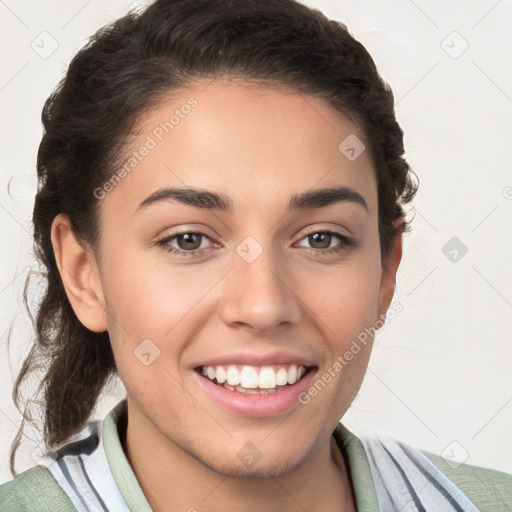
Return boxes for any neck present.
[120,403,356,512]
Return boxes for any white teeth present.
[276,367,289,385]
[200,363,308,390]
[215,366,226,384]
[226,365,240,386]
[287,364,298,385]
[240,366,259,388]
[258,367,276,389]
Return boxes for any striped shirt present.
[2,398,512,511]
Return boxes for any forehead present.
[100,78,377,221]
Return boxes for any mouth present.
[194,363,314,395]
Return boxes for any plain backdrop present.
[1,0,511,485]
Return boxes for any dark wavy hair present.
[8,0,418,475]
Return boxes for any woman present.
[1,0,510,510]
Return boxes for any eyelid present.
[156,226,357,258]
[297,224,352,239]
[156,230,217,256]
[295,229,356,252]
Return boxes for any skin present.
[51,77,402,512]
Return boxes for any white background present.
[1,0,511,485]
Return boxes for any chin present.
[202,453,308,480]
[185,439,314,480]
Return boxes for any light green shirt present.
[1,399,511,511]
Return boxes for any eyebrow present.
[135,185,369,214]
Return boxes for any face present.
[79,78,399,478]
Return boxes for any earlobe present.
[377,219,404,320]
[50,213,108,333]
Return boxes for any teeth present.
[258,367,276,389]
[215,366,226,384]
[223,382,283,395]
[226,365,241,386]
[276,367,288,386]
[200,363,308,391]
[240,366,259,388]
[287,364,297,385]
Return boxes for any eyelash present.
[156,230,356,258]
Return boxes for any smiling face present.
[59,77,401,479]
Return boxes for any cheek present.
[101,251,217,372]
[102,250,203,334]
[300,257,381,340]
[297,253,381,409]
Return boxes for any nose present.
[219,241,303,333]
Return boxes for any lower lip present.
[193,368,317,418]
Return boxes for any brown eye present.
[308,232,332,249]
[175,233,203,251]
[296,230,356,255]
[156,231,214,257]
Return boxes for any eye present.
[156,231,215,257]
[296,230,355,255]
[156,229,356,258]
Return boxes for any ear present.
[377,218,404,320]
[50,213,108,333]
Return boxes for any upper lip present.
[194,351,316,369]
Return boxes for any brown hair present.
[9,0,418,475]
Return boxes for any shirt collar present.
[102,399,379,511]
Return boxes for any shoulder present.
[421,450,512,512]
[355,429,512,511]
[0,465,77,512]
[1,403,130,512]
